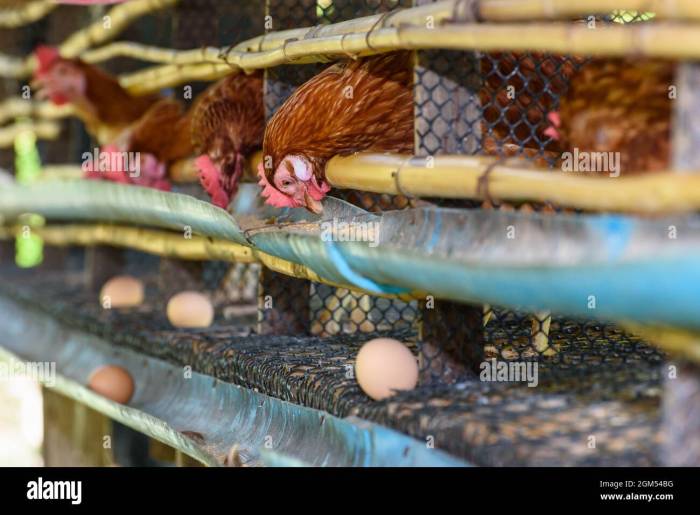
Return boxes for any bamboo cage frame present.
[622,323,700,363]
[0,98,74,126]
[171,151,700,215]
[0,0,178,78]
[5,0,700,82]
[23,148,700,215]
[117,21,700,95]
[0,222,420,301]
[0,0,57,29]
[59,0,179,58]
[0,120,61,147]
[2,0,697,32]
[0,52,30,79]
[323,153,700,214]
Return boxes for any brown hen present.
[546,58,674,175]
[190,71,265,208]
[259,51,414,213]
[33,46,160,144]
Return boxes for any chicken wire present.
[411,10,668,384]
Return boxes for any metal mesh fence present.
[412,11,666,383]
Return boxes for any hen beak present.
[304,190,323,214]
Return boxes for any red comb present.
[195,155,230,209]
[257,162,298,208]
[34,45,61,75]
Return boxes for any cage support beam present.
[660,62,700,466]
[115,21,700,94]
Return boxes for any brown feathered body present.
[191,71,264,173]
[66,60,161,144]
[554,58,674,174]
[125,98,194,164]
[263,51,414,186]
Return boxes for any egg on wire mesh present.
[166,291,214,328]
[355,338,418,401]
[99,275,144,308]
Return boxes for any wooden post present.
[257,267,310,335]
[42,388,114,466]
[158,258,205,300]
[661,63,700,465]
[661,361,700,466]
[414,48,487,383]
[85,246,125,292]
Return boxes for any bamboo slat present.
[20,224,256,263]
[325,153,700,214]
[0,0,56,28]
[165,150,700,214]
[1,0,178,79]
[59,0,179,58]
[0,120,61,147]
[0,222,419,300]
[117,21,700,94]
[0,98,74,126]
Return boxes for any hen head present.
[257,155,330,214]
[194,136,249,210]
[33,46,86,106]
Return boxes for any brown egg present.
[355,338,419,401]
[88,365,134,404]
[166,291,214,328]
[99,275,144,308]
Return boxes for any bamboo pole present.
[23,224,256,263]
[324,153,700,214]
[3,0,700,82]
[0,120,61,147]
[117,21,700,95]
[0,52,30,79]
[622,323,700,364]
[79,0,700,68]
[0,98,74,126]
[0,222,420,300]
[59,0,179,58]
[30,151,700,214]
[167,150,700,214]
[82,43,223,66]
[477,0,697,21]
[1,0,178,79]
[0,0,57,28]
